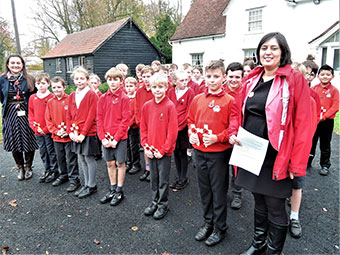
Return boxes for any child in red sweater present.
[310,64,339,176]
[28,72,57,183]
[45,77,80,192]
[182,63,200,95]
[188,60,234,246]
[97,68,130,206]
[193,66,206,93]
[67,66,99,199]
[168,70,195,190]
[135,66,155,182]
[225,62,244,210]
[125,77,142,175]
[89,74,103,98]
[140,73,178,220]
[135,63,145,88]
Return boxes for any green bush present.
[98,82,109,93]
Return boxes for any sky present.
[0,0,191,50]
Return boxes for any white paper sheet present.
[229,127,269,176]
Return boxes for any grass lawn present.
[334,113,340,135]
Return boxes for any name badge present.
[17,110,25,117]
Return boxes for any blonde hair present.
[89,74,101,84]
[141,65,154,75]
[125,76,137,85]
[182,63,192,71]
[172,70,187,82]
[151,60,161,66]
[136,64,145,72]
[292,62,307,76]
[71,66,89,80]
[35,72,50,83]
[150,73,168,87]
[105,67,123,81]
[116,63,129,72]
[205,60,225,74]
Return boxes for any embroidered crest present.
[208,100,215,108]
[64,105,68,110]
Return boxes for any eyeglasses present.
[305,72,315,78]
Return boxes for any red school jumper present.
[187,90,234,152]
[135,84,154,126]
[187,80,200,95]
[45,93,71,143]
[28,93,54,135]
[224,84,242,99]
[312,82,339,120]
[97,87,130,142]
[66,89,98,136]
[140,96,178,156]
[128,94,138,129]
[167,87,195,130]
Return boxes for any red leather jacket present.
[228,65,314,180]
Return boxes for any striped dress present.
[2,80,38,152]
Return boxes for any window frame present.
[66,57,74,73]
[56,58,62,73]
[191,53,204,68]
[247,7,263,32]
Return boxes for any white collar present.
[37,90,50,99]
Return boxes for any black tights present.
[12,151,35,166]
[253,192,288,226]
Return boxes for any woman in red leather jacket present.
[228,32,314,255]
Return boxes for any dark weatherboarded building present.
[42,18,163,85]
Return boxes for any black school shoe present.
[128,166,141,175]
[66,180,80,192]
[100,189,116,204]
[289,219,302,238]
[74,185,86,197]
[195,224,213,241]
[52,176,68,186]
[78,186,97,199]
[319,167,329,176]
[139,170,150,181]
[205,229,226,246]
[39,171,49,183]
[153,206,168,220]
[174,179,189,190]
[110,191,124,206]
[45,172,58,183]
[144,203,158,216]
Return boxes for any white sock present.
[290,210,299,220]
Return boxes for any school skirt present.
[72,135,99,156]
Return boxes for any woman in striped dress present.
[0,55,38,180]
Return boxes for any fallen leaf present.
[94,239,100,245]
[85,211,89,216]
[1,175,6,178]
[2,246,10,255]
[67,215,72,218]
[8,200,17,207]
[335,245,339,249]
[46,250,49,254]
[322,208,328,212]
[131,226,138,231]
[3,193,8,195]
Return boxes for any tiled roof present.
[308,21,339,44]
[42,18,129,59]
[171,0,229,41]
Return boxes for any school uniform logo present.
[64,105,68,110]
[213,105,221,112]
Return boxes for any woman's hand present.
[229,135,242,146]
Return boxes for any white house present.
[170,0,339,87]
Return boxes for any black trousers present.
[174,148,188,182]
[149,155,171,209]
[253,193,288,225]
[194,148,231,231]
[310,119,334,168]
[127,127,141,169]
[54,141,79,181]
[230,165,243,194]
[36,134,58,173]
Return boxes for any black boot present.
[24,151,35,180]
[241,210,268,255]
[267,221,288,255]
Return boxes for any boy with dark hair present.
[29,72,58,183]
[310,64,339,176]
[45,77,80,191]
[225,62,244,209]
[141,73,178,220]
[97,67,130,206]
[125,77,141,175]
[135,66,155,182]
[188,60,234,246]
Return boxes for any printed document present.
[229,127,269,176]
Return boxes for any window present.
[56,58,62,72]
[78,56,86,66]
[244,49,256,59]
[248,8,262,32]
[321,47,327,65]
[333,49,339,71]
[191,53,203,67]
[66,57,73,72]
